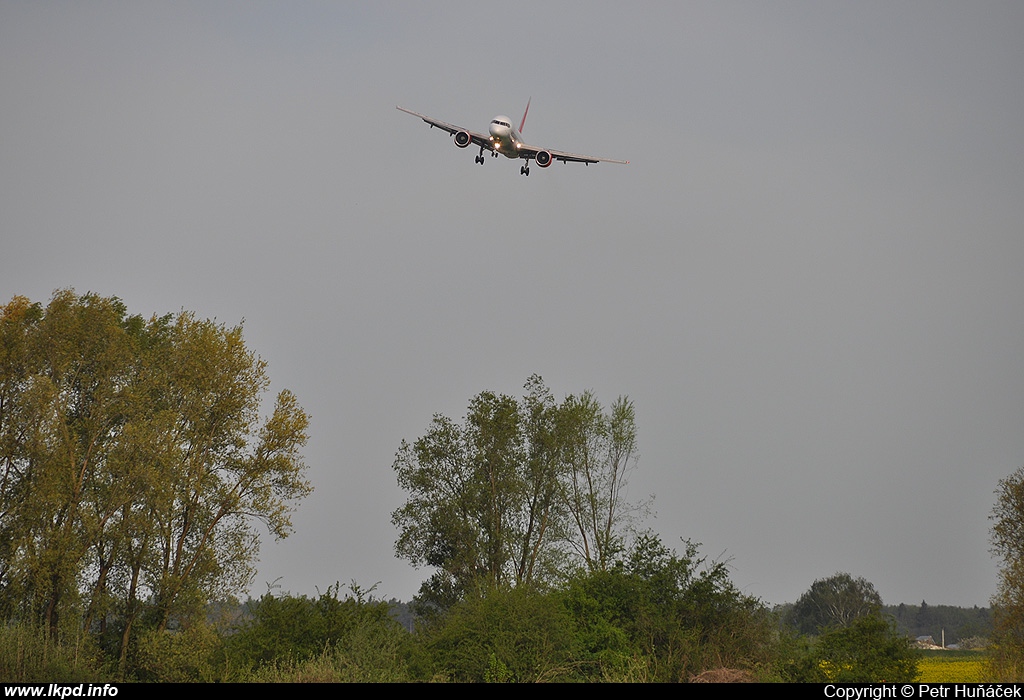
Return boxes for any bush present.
[0,622,101,682]
[242,615,411,682]
[223,582,411,681]
[783,614,920,683]
[132,622,224,682]
[421,586,579,682]
[562,532,779,682]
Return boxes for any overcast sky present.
[3,1,1022,607]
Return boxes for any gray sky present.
[3,1,1022,607]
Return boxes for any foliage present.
[226,582,403,673]
[0,291,310,670]
[787,572,883,635]
[0,621,101,682]
[132,621,224,682]
[407,533,776,683]
[780,613,919,682]
[419,585,580,682]
[562,532,778,682]
[242,640,410,683]
[885,602,992,646]
[392,376,642,609]
[239,603,411,683]
[989,466,1024,680]
[558,390,640,572]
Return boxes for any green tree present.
[391,376,639,607]
[989,466,1024,679]
[136,312,312,634]
[562,532,777,681]
[788,572,883,635]
[0,292,140,636]
[0,291,311,669]
[559,392,640,572]
[812,614,919,682]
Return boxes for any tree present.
[558,392,639,572]
[989,466,1024,679]
[391,376,639,607]
[810,614,919,682]
[0,291,311,663]
[788,572,883,635]
[561,531,777,682]
[0,292,140,636]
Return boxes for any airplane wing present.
[396,106,495,153]
[515,142,629,166]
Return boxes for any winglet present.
[519,97,531,133]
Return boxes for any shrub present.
[0,622,101,682]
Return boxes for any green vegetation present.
[786,572,882,635]
[0,291,310,680]
[774,574,920,682]
[989,466,1024,680]
[0,621,101,682]
[227,583,411,682]
[0,292,999,682]
[885,601,992,646]
[808,614,919,682]
[392,376,643,609]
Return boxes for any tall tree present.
[392,376,639,607]
[559,392,638,571]
[0,292,138,635]
[788,572,883,635]
[989,466,1024,679]
[137,312,312,633]
[0,291,311,654]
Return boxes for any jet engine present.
[535,150,553,167]
[453,131,472,148]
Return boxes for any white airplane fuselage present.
[487,116,522,159]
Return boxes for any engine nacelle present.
[535,150,553,168]
[453,131,472,148]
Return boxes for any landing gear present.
[475,146,486,165]
[520,163,530,176]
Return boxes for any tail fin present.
[519,97,531,133]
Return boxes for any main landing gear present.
[520,162,531,176]
[474,150,500,165]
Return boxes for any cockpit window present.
[491,120,511,128]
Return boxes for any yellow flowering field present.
[916,651,988,683]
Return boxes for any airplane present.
[396,99,628,176]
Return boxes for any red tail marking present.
[519,97,531,133]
